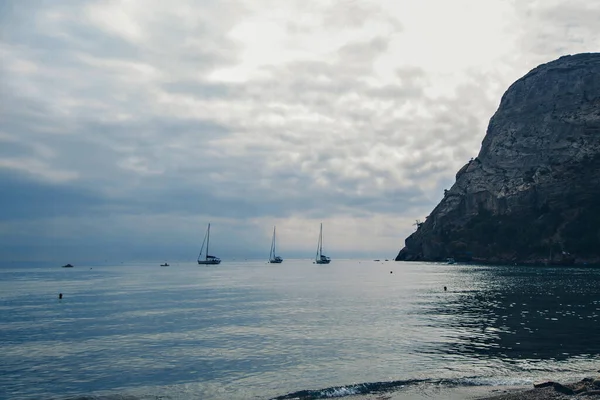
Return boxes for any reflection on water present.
[425,266,600,363]
[0,261,599,400]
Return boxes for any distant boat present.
[61,263,74,268]
[268,226,283,264]
[160,262,169,267]
[314,223,331,264]
[446,258,456,264]
[197,223,221,265]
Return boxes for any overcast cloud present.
[1,0,599,263]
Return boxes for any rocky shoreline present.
[477,377,600,399]
[352,376,600,400]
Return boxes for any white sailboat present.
[268,226,283,264]
[197,223,221,265]
[314,223,331,264]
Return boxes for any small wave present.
[60,395,163,400]
[271,375,538,400]
[270,379,425,400]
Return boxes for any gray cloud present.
[0,170,106,220]
[514,1,600,59]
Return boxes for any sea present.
[1,260,599,400]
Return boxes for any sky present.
[1,0,599,263]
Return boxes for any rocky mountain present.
[396,53,600,265]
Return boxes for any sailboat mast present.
[319,223,323,257]
[273,226,276,255]
[206,223,210,261]
[269,226,274,259]
[198,227,207,260]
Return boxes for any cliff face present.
[397,53,600,265]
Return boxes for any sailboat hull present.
[314,259,330,264]
[269,258,283,264]
[198,259,221,265]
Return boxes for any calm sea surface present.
[1,260,599,399]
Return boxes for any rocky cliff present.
[396,53,600,265]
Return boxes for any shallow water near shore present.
[1,260,599,399]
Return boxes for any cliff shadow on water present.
[397,53,600,265]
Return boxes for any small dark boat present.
[62,264,74,268]
[160,263,169,267]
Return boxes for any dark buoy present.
[443,286,447,292]
[59,293,63,299]
[390,271,393,274]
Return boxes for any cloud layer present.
[1,0,599,262]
